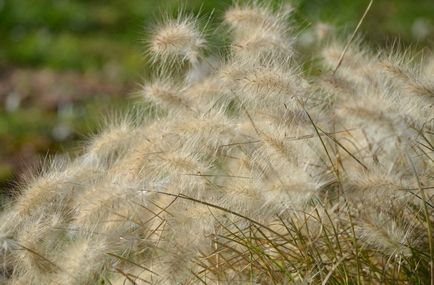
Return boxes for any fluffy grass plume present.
[1,2,433,284]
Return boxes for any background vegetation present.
[0,0,433,192]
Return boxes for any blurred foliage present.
[0,0,433,192]
[1,0,432,71]
[298,0,433,46]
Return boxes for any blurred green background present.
[0,0,433,193]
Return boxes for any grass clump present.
[0,2,433,284]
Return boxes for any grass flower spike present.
[149,15,206,68]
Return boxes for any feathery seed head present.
[142,79,192,112]
[149,16,206,67]
[356,213,414,256]
[225,3,293,60]
[224,3,291,37]
[53,238,108,284]
[83,120,136,168]
[232,28,293,59]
